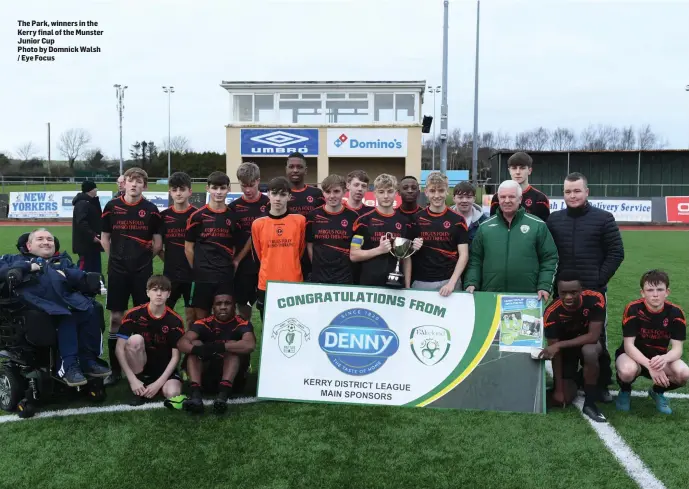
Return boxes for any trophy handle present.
[384,232,394,242]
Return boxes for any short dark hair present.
[640,269,670,289]
[401,175,418,182]
[565,172,588,187]
[146,274,172,291]
[214,284,234,299]
[557,270,582,284]
[207,171,230,187]
[321,174,347,192]
[347,170,370,185]
[287,152,306,163]
[168,171,192,190]
[267,176,291,194]
[507,152,532,168]
[453,181,476,196]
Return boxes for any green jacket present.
[463,207,559,293]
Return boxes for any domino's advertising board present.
[241,129,319,156]
[327,128,408,157]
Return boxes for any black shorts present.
[181,353,250,393]
[106,268,151,312]
[190,281,234,312]
[167,281,192,309]
[233,272,258,306]
[560,348,584,380]
[137,356,182,385]
[614,346,652,379]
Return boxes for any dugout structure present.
[489,150,689,198]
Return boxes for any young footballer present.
[228,162,269,319]
[159,172,196,328]
[306,174,359,284]
[285,151,325,281]
[176,288,256,414]
[115,275,185,406]
[350,174,422,288]
[185,171,238,321]
[399,175,422,216]
[540,271,607,423]
[101,167,162,386]
[411,172,468,296]
[615,270,689,414]
[345,170,374,215]
[490,152,550,221]
[252,176,306,322]
[451,181,488,248]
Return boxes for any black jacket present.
[72,192,103,255]
[546,202,624,292]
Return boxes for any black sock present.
[218,380,233,400]
[584,385,598,407]
[652,383,680,394]
[190,382,202,399]
[616,375,632,393]
[107,335,120,375]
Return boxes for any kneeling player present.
[115,275,185,405]
[177,289,256,414]
[539,271,607,422]
[615,270,689,414]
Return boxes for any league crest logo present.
[520,224,530,234]
[410,325,451,366]
[525,199,532,207]
[526,298,538,309]
[272,318,311,358]
[139,210,146,218]
[341,219,348,227]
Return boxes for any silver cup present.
[385,231,418,287]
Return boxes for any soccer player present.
[399,176,422,216]
[451,181,488,248]
[350,174,422,288]
[615,270,689,415]
[490,152,550,221]
[345,170,374,215]
[185,171,238,321]
[176,288,257,414]
[539,271,607,423]
[101,167,162,386]
[228,162,269,320]
[115,275,185,405]
[411,172,468,296]
[285,151,325,282]
[159,172,196,328]
[306,174,359,284]
[252,176,306,322]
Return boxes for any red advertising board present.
[342,191,402,209]
[665,196,689,223]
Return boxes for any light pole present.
[471,1,481,185]
[440,0,449,175]
[686,84,689,149]
[114,84,128,175]
[162,86,175,180]
[427,85,441,170]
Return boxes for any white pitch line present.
[0,396,259,424]
[573,397,667,489]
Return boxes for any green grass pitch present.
[0,225,687,489]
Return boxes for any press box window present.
[233,94,253,122]
[254,94,276,123]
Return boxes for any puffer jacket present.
[451,203,488,246]
[546,202,624,292]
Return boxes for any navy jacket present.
[0,252,93,316]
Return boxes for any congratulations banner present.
[257,283,546,414]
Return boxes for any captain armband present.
[350,235,364,249]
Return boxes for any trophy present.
[385,232,418,287]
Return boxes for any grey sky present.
[2,0,688,159]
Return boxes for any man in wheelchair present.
[0,228,111,387]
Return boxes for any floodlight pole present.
[471,1,481,185]
[440,0,449,175]
[163,86,175,179]
[114,84,128,175]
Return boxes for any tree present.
[549,127,577,151]
[162,135,192,154]
[83,148,105,169]
[16,142,38,161]
[58,128,92,168]
[637,124,660,150]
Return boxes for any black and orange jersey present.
[287,185,325,217]
[306,206,359,284]
[544,290,606,340]
[252,212,306,291]
[621,300,686,358]
[102,196,162,274]
[491,185,550,221]
[185,205,239,283]
[351,208,414,286]
[160,205,196,282]
[410,207,468,282]
[346,202,375,216]
[117,303,185,366]
[191,315,254,344]
[399,205,423,219]
[228,194,269,273]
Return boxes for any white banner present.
[326,128,408,157]
[9,191,112,219]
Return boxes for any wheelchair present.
[0,233,108,418]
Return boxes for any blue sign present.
[318,308,399,376]
[241,129,319,156]
[420,170,469,185]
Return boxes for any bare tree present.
[16,142,38,161]
[514,131,534,150]
[58,129,92,168]
[531,127,550,151]
[162,135,192,154]
[549,127,578,151]
[637,124,658,150]
[494,131,512,150]
[579,124,619,150]
[619,126,636,150]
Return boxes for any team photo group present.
[22,150,686,420]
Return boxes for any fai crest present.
[271,318,311,358]
[410,325,451,366]
[520,224,530,234]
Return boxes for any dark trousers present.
[55,306,102,371]
[77,251,102,274]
